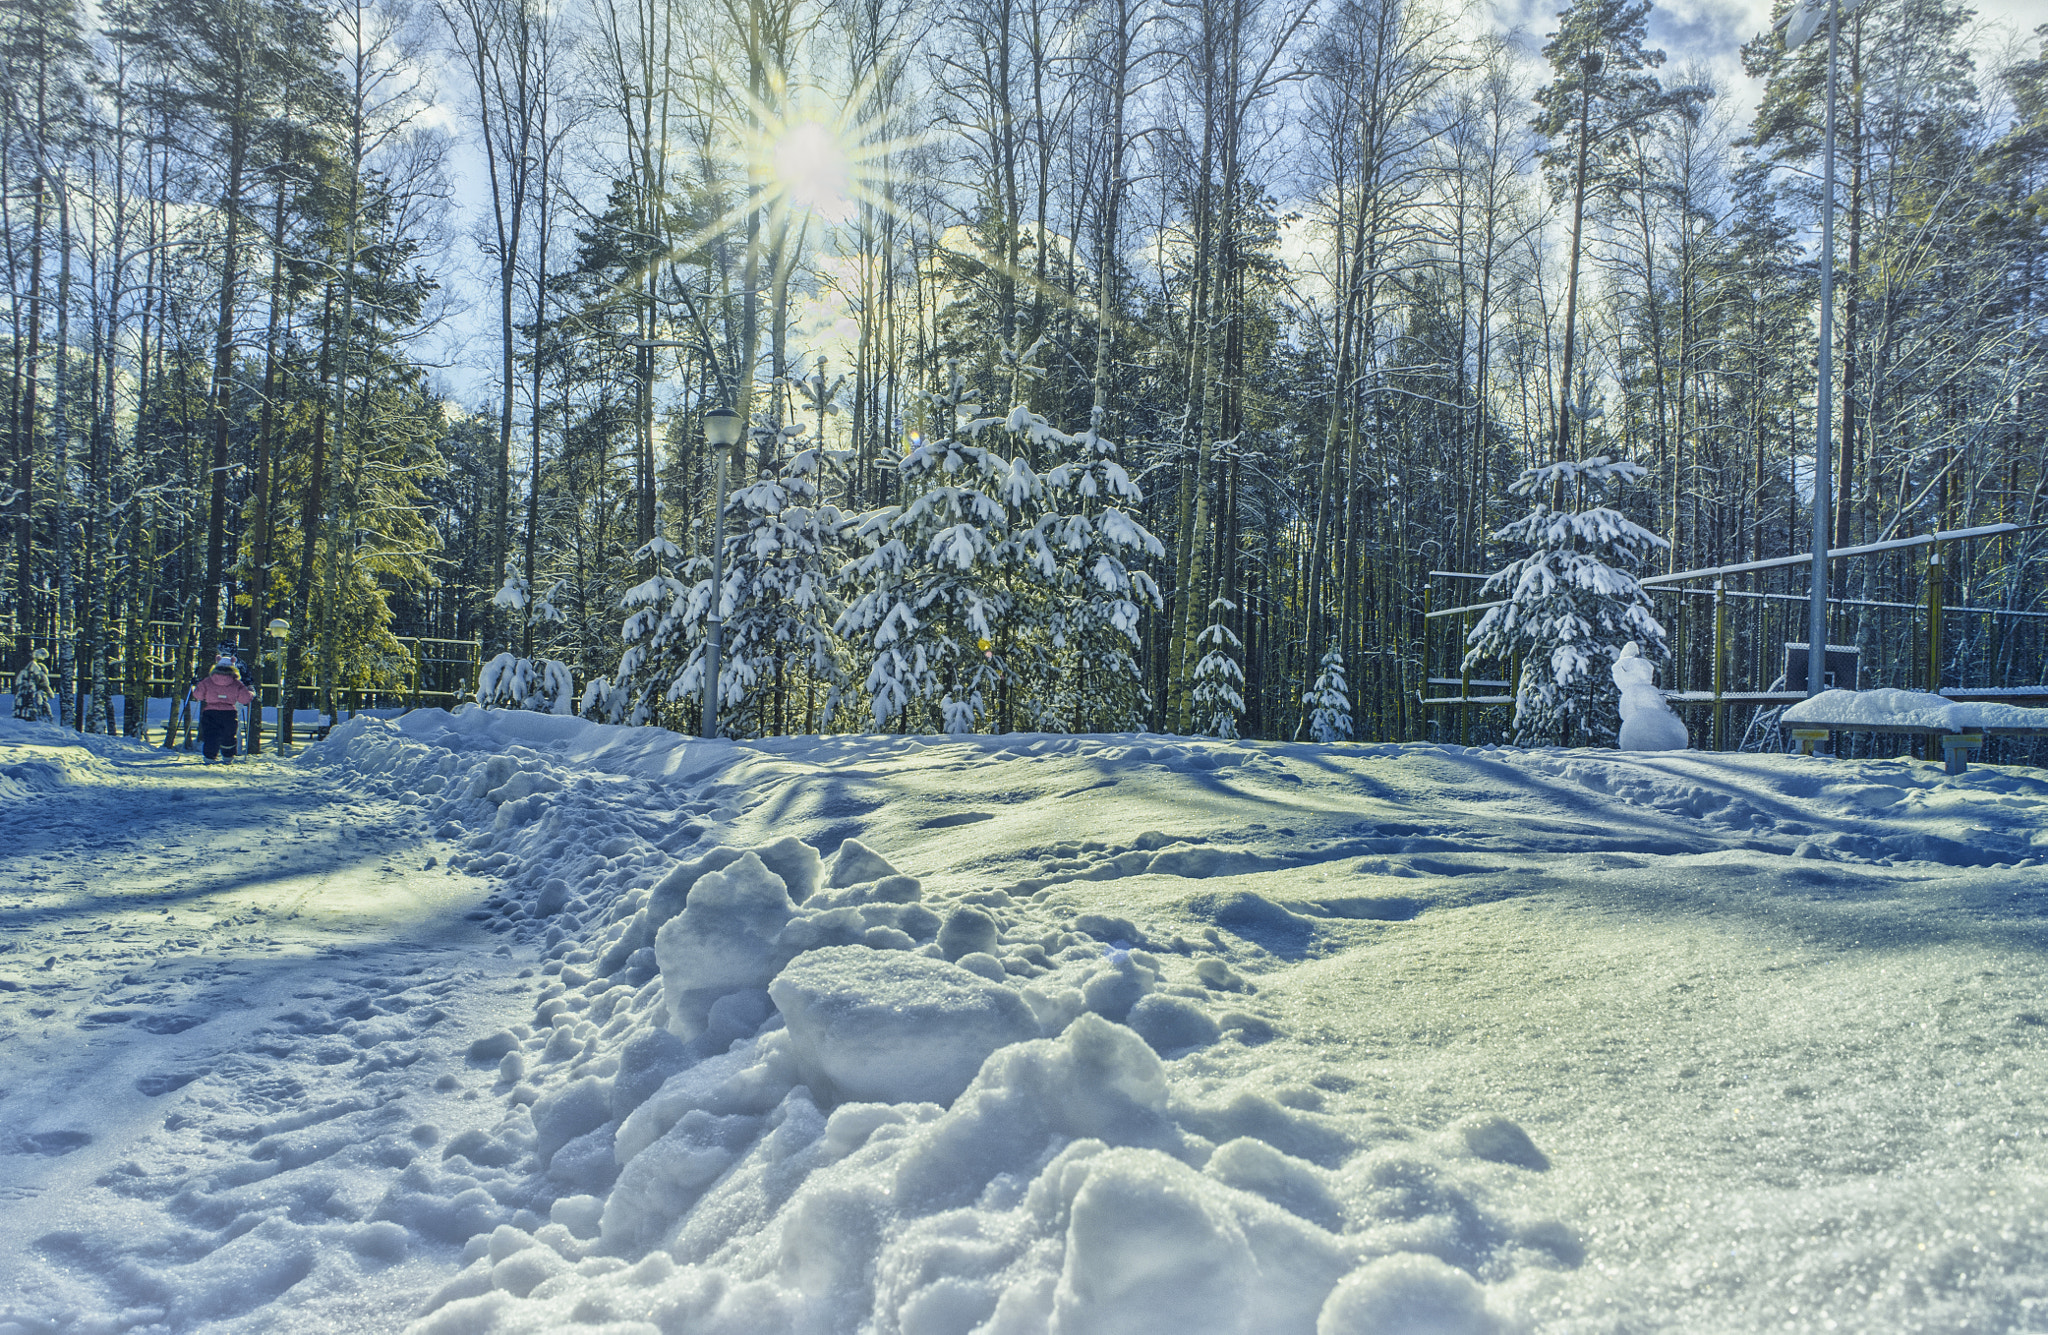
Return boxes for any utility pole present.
[1780,0,1855,697]
[1556,51,1600,467]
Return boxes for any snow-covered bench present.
[1782,689,2048,775]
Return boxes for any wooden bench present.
[1784,721,2048,775]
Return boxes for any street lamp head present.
[703,407,743,448]
[267,619,290,640]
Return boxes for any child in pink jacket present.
[189,656,255,763]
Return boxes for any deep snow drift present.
[4,708,2048,1333]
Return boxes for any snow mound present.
[299,712,1556,1332]
[771,946,1040,1105]
[415,1003,1529,1335]
[0,718,136,797]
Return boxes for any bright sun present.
[769,121,855,224]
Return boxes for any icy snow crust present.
[6,709,2048,1333]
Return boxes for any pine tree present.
[476,570,573,712]
[153,0,333,657]
[1191,596,1244,739]
[1464,456,1670,746]
[612,447,850,736]
[1042,413,1165,732]
[1533,0,1707,461]
[1302,641,1352,743]
[836,364,1050,733]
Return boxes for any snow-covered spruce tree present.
[1039,412,1165,732]
[1463,456,1671,746]
[1302,641,1352,742]
[612,448,851,736]
[476,573,575,713]
[836,365,1053,733]
[1190,597,1245,739]
[602,537,690,726]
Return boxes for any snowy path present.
[5,713,2048,1334]
[0,734,528,1330]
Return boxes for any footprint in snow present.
[14,1129,92,1156]
[922,812,995,829]
[135,1070,207,1097]
[136,1013,207,1034]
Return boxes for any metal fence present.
[5,622,482,734]
[1421,521,2048,761]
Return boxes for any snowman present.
[1611,641,1689,751]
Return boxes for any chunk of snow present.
[1316,1252,1505,1335]
[769,945,1039,1106]
[828,837,900,888]
[655,852,796,1038]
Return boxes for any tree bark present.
[201,95,250,663]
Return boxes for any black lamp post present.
[267,618,291,754]
[700,406,742,739]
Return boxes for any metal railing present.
[6,622,483,733]
[1420,522,2048,755]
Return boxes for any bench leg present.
[1938,733,1984,777]
[1789,729,1831,758]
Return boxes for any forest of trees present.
[4,0,2045,743]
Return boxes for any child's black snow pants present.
[199,708,239,761]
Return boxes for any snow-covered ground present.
[4,709,2047,1334]
[0,696,339,730]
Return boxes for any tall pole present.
[643,335,742,739]
[1557,52,1600,465]
[703,448,730,739]
[699,405,742,740]
[1807,0,1839,697]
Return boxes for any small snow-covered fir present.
[836,363,1048,733]
[1191,597,1245,739]
[606,536,691,727]
[1035,406,1164,732]
[834,445,1030,732]
[1302,641,1352,742]
[476,651,574,714]
[476,573,574,713]
[837,348,1162,735]
[1464,457,1670,747]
